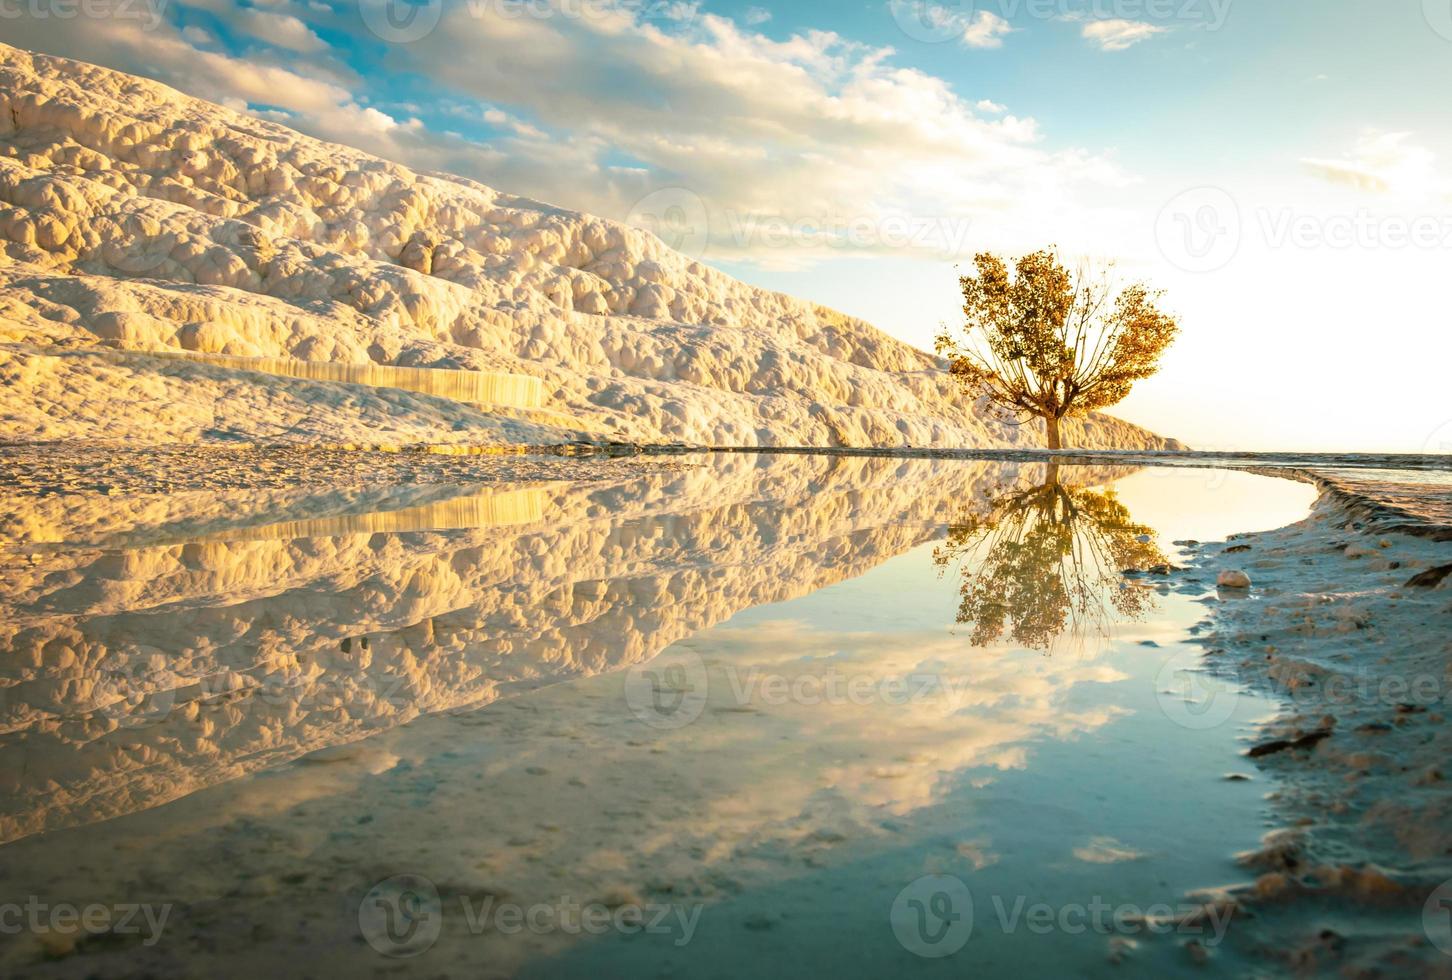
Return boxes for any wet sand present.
[1178,469,1452,975]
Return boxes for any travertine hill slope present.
[0,43,1180,449]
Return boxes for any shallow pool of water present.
[0,454,1317,977]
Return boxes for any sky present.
[5,0,1451,451]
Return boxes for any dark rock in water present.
[1405,564,1452,588]
[1223,773,1252,781]
[742,913,776,931]
[1224,544,1252,554]
[1247,730,1332,758]
[1139,640,1160,647]
[1126,563,1182,576]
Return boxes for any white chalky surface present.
[0,43,1181,450]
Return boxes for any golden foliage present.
[936,248,1179,447]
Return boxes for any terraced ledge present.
[1241,465,1452,540]
[132,349,546,409]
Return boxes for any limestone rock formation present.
[0,43,1181,450]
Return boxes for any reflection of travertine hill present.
[0,454,1095,842]
[0,43,1179,450]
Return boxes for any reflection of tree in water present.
[933,469,1169,651]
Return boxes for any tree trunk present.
[1045,414,1062,450]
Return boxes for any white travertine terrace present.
[134,350,546,409]
[0,43,1181,449]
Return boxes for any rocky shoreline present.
[1179,471,1452,975]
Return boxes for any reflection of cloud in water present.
[1073,836,1148,864]
[689,620,1130,818]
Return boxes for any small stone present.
[39,932,78,959]
[1217,570,1251,589]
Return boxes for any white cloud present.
[888,2,1016,49]
[976,98,1007,114]
[1301,132,1443,198]
[1078,18,1167,51]
[961,10,1015,48]
[380,8,1126,261]
[179,0,328,53]
[744,6,772,26]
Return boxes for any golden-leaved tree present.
[937,248,1179,449]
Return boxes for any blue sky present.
[7,0,1452,450]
